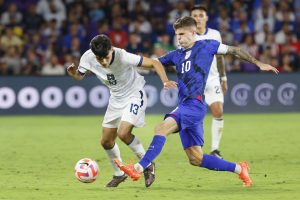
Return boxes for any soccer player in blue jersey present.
[115,16,278,187]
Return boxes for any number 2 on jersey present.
[181,60,191,73]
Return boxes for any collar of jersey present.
[109,50,115,65]
[180,41,200,52]
[196,27,208,36]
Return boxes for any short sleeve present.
[206,40,221,55]
[217,44,229,54]
[158,50,176,66]
[215,31,222,43]
[120,49,143,67]
[78,52,91,74]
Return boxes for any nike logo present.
[150,163,155,175]
[81,162,89,166]
[149,145,155,150]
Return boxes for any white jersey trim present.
[217,44,228,54]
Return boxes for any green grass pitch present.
[0,113,299,200]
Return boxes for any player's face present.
[175,27,196,49]
[191,9,208,29]
[96,49,113,68]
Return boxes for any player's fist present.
[163,80,177,90]
[67,63,77,76]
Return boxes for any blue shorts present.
[164,99,207,149]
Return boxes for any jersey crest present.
[185,50,192,60]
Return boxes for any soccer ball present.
[74,158,99,183]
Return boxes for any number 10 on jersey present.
[181,60,191,73]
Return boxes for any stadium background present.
[0,1,300,200]
[0,0,300,75]
[0,0,300,114]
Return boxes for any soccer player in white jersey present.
[67,34,177,187]
[191,5,227,158]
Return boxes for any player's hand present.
[221,80,228,95]
[257,63,279,74]
[163,80,177,89]
[67,63,77,76]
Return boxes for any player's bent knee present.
[100,138,115,149]
[187,152,203,166]
[154,125,168,136]
[154,125,162,134]
[189,158,202,166]
[117,131,133,144]
[212,110,223,119]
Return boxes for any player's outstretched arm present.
[140,57,177,89]
[67,63,85,81]
[226,46,279,74]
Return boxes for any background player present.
[115,17,278,187]
[67,34,176,187]
[191,5,227,158]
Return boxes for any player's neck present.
[186,41,196,49]
[197,26,207,35]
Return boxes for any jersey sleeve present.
[206,40,228,55]
[120,49,143,67]
[206,40,221,55]
[78,51,92,74]
[158,50,176,66]
[216,43,229,54]
[215,30,222,43]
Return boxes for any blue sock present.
[200,154,236,172]
[139,135,166,169]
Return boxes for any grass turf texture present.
[0,114,299,200]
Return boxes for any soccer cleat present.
[114,160,142,181]
[105,173,128,187]
[238,162,253,187]
[210,149,223,159]
[143,162,155,187]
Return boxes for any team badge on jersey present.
[185,50,191,59]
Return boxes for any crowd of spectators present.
[0,0,300,76]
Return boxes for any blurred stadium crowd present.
[0,0,300,76]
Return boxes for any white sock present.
[128,136,146,159]
[134,163,144,173]
[105,143,124,176]
[211,118,224,151]
[234,164,242,174]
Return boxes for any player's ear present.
[191,26,197,35]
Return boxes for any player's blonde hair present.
[173,16,197,30]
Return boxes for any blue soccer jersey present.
[159,39,227,149]
[159,39,223,104]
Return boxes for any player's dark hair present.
[191,5,208,13]
[173,16,197,30]
[90,34,112,58]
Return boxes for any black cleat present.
[210,149,223,159]
[143,162,155,187]
[105,173,128,187]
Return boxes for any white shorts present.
[204,78,224,106]
[102,89,147,128]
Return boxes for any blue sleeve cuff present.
[137,56,143,67]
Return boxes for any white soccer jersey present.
[196,28,222,82]
[78,48,145,99]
